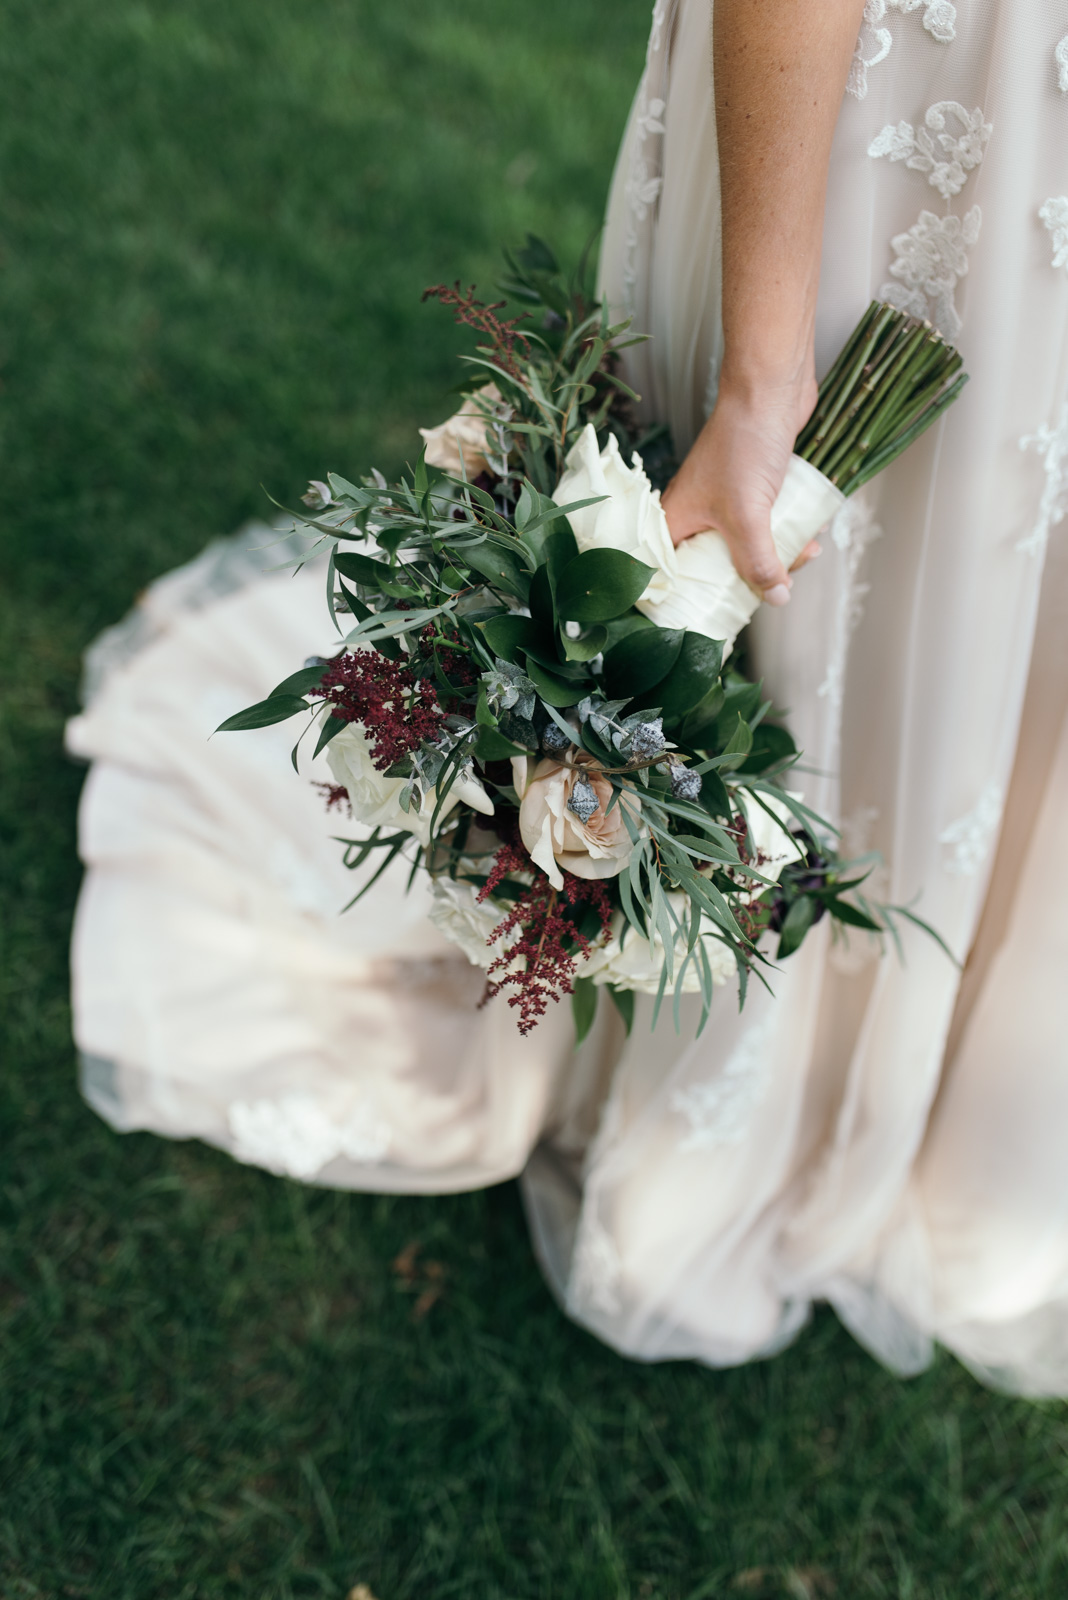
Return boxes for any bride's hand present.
[661,366,820,607]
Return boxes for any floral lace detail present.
[868,103,991,201]
[849,2,893,100]
[228,1093,391,1180]
[818,497,883,718]
[621,1,671,312]
[1056,34,1068,94]
[1040,197,1068,272]
[878,206,981,340]
[939,781,1004,877]
[568,1211,623,1317]
[1017,402,1068,558]
[904,0,957,43]
[847,0,956,101]
[670,1014,776,1150]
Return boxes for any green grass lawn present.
[2,1,1068,1595]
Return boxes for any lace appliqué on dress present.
[1056,34,1068,94]
[818,498,883,719]
[878,207,981,340]
[568,1212,623,1317]
[868,103,992,201]
[848,0,956,101]
[1017,403,1068,558]
[621,1,671,312]
[669,1014,775,1151]
[849,2,893,101]
[1040,197,1068,272]
[229,1093,391,1180]
[939,781,1004,877]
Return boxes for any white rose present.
[512,749,642,892]
[427,874,509,969]
[326,721,493,847]
[552,424,845,654]
[583,897,738,994]
[418,384,504,479]
[550,426,678,609]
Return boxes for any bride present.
[68,1,1068,1394]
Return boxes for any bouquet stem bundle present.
[795,301,967,496]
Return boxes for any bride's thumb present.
[728,521,792,606]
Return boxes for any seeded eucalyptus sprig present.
[795,301,968,496]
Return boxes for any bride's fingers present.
[789,539,822,573]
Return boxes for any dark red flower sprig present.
[421,282,531,378]
[418,625,478,696]
[309,652,446,772]
[314,782,352,813]
[476,843,613,1035]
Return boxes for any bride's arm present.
[661,0,866,605]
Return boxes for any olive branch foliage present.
[219,237,951,1037]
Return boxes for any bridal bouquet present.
[221,239,964,1037]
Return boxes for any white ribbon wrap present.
[552,424,845,654]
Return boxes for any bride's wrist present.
[718,352,814,406]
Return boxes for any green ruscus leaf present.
[554,548,656,624]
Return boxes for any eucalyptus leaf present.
[216,695,310,733]
[822,896,882,932]
[267,664,330,699]
[313,712,348,757]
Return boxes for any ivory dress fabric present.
[69,1,1068,1393]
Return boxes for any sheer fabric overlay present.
[69,0,1068,1393]
[592,0,1068,1393]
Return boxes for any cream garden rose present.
[552,424,845,654]
[418,384,505,479]
[326,720,493,847]
[427,874,509,969]
[743,791,806,889]
[511,749,642,892]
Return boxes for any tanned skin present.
[661,0,867,605]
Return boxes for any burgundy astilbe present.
[314,782,352,813]
[419,625,478,693]
[309,652,445,772]
[476,844,614,1035]
[421,282,531,378]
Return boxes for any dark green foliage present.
[2,0,1067,1595]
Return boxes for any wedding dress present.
[68,0,1068,1394]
